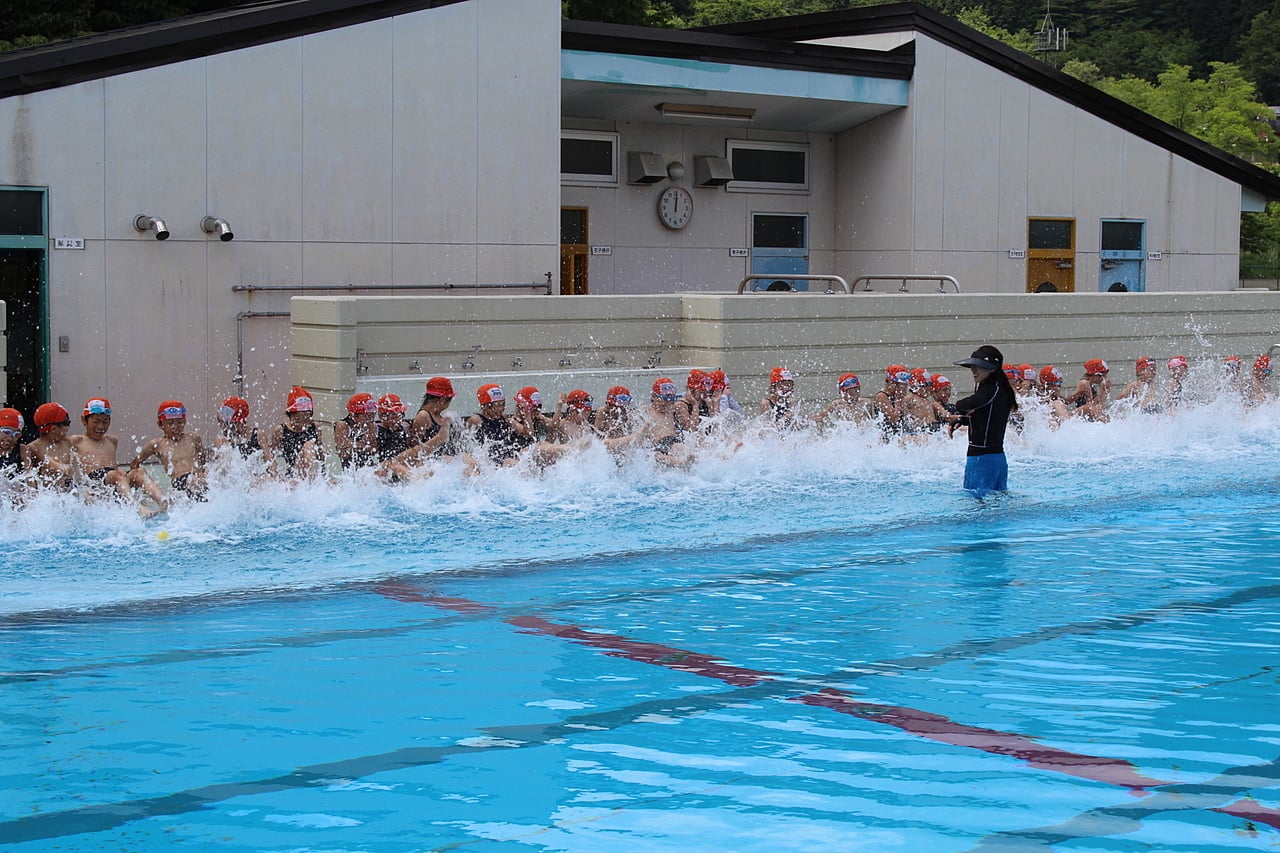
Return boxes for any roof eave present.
[0,0,465,99]
[702,1,1280,203]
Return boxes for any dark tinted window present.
[732,148,806,185]
[1028,219,1073,249]
[560,209,587,244]
[562,137,614,178]
[1101,220,1143,251]
[753,215,806,249]
[0,190,43,235]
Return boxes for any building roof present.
[2,0,1277,201]
[0,0,464,99]
[705,2,1280,202]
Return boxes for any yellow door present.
[560,207,588,295]
[1026,218,1075,292]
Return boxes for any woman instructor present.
[950,344,1018,497]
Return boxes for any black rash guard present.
[955,376,1013,456]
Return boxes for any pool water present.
[2,398,1279,851]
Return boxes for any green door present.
[0,188,49,437]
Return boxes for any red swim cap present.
[218,397,250,423]
[35,402,70,431]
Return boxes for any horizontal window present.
[727,140,808,193]
[562,131,618,185]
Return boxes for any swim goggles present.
[84,400,111,415]
[608,393,632,407]
[838,377,860,390]
[0,427,18,438]
[655,393,680,402]
[159,405,187,419]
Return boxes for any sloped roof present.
[0,0,464,98]
[2,0,1277,201]
[705,2,1280,202]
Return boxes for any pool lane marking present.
[793,687,1164,791]
[970,757,1280,849]
[8,577,1280,689]
[1214,798,1280,831]
[4,665,1273,847]
[376,582,772,688]
[375,584,1169,793]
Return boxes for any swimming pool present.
[2,400,1279,851]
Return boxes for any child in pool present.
[71,397,168,516]
[130,400,210,499]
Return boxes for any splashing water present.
[2,386,1278,618]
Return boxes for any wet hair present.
[974,344,1019,412]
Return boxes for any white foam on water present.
[3,385,1279,617]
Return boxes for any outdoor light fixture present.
[133,214,170,240]
[656,102,755,122]
[201,216,235,242]
[666,161,686,181]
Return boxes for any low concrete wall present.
[292,291,1280,420]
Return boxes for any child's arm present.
[129,438,161,469]
[193,434,210,469]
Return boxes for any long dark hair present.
[974,344,1019,412]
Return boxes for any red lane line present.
[373,583,497,614]
[1213,799,1280,831]
[506,614,772,687]
[793,687,1167,792]
[378,587,1167,791]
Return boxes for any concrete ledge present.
[292,290,1280,407]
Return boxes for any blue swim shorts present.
[963,452,1008,498]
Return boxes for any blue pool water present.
[2,398,1279,851]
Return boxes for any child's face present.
[286,410,313,428]
[0,428,18,452]
[159,417,186,438]
[82,413,111,437]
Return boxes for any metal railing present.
[852,274,961,293]
[736,274,851,294]
[233,280,553,295]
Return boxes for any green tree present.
[563,0,650,25]
[954,6,1036,53]
[1238,8,1280,104]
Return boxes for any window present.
[1028,218,1073,250]
[561,131,618,185]
[1101,220,1144,252]
[727,140,809,192]
[0,189,44,236]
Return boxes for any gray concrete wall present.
[834,32,1245,294]
[1,0,561,446]
[291,290,1280,424]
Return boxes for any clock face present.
[658,186,693,230]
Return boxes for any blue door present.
[1099,219,1145,292]
[750,213,808,291]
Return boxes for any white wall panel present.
[208,40,304,243]
[392,1,478,245]
[940,57,1001,252]
[301,19,394,243]
[303,241,393,286]
[391,243,479,286]
[476,0,559,247]
[5,82,108,238]
[104,60,207,241]
[103,241,209,443]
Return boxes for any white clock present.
[657,185,693,230]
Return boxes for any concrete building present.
[1,0,1278,441]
